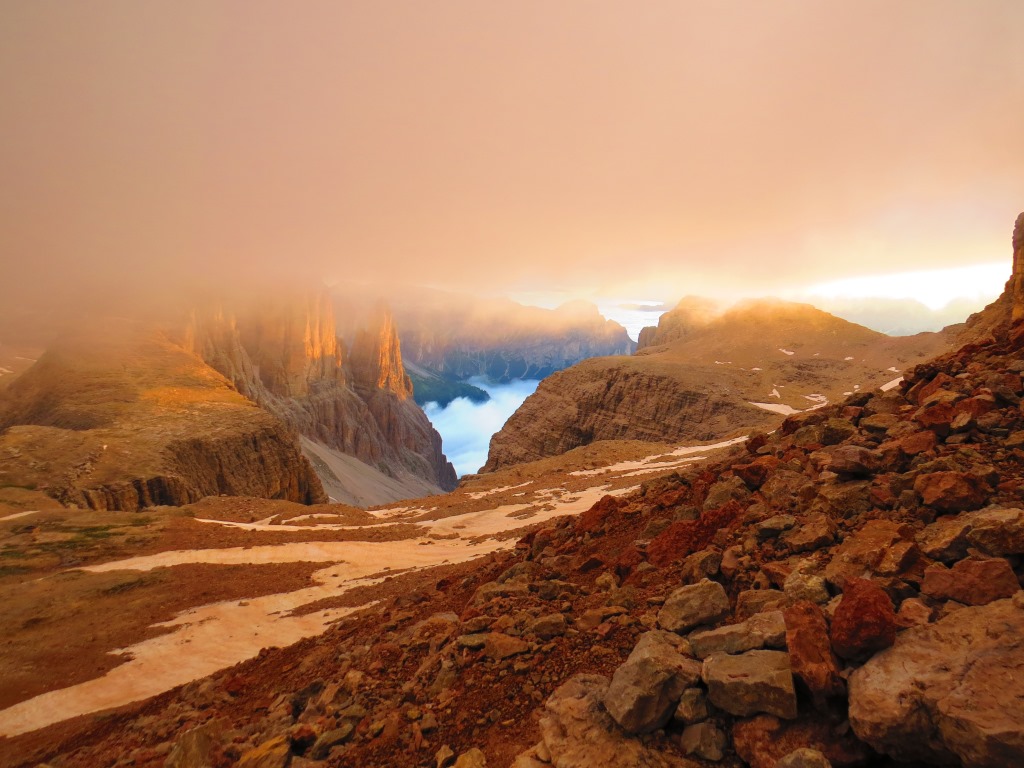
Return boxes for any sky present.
[2,1,1023,317]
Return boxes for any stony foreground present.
[7,296,1024,768]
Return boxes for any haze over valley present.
[2,2,1024,767]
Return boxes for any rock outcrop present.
[484,299,953,471]
[180,294,456,504]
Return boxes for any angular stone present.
[238,735,291,768]
[604,630,701,734]
[702,650,798,719]
[165,721,223,768]
[829,578,896,661]
[784,601,843,700]
[688,611,786,659]
[776,748,833,768]
[657,579,730,634]
[916,514,974,562]
[849,597,1024,767]
[680,721,728,761]
[522,675,692,768]
[680,549,722,583]
[483,633,530,660]
[779,517,835,554]
[673,687,708,724]
[529,613,567,640]
[453,748,487,768]
[921,558,1020,606]
[784,569,830,605]
[914,471,990,514]
[735,589,787,620]
[756,514,796,539]
[309,724,354,760]
[826,445,877,476]
[824,520,915,589]
[966,506,1024,555]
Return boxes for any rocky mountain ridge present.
[484,299,955,471]
[179,294,457,505]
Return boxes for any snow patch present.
[749,402,802,416]
[880,377,903,392]
[778,348,795,356]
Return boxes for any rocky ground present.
[3,315,1024,767]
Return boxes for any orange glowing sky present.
[1,1,1023,311]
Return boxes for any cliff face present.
[484,299,955,471]
[335,289,636,390]
[0,325,326,511]
[180,294,457,502]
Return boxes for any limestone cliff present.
[960,211,1024,342]
[484,299,954,471]
[0,324,326,511]
[179,294,457,502]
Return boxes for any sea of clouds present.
[423,377,541,476]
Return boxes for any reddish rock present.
[613,547,646,581]
[784,601,844,701]
[830,578,897,660]
[910,372,957,406]
[914,471,991,514]
[956,394,997,420]
[827,445,878,476]
[578,495,621,534]
[921,558,1020,606]
[732,713,871,768]
[896,430,938,456]
[646,500,742,567]
[734,456,781,489]
[824,520,917,589]
[913,402,957,436]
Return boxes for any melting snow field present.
[0,450,696,737]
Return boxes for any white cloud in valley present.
[424,378,541,476]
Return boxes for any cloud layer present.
[1,2,1022,314]
[424,379,540,476]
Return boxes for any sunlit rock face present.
[1010,212,1024,324]
[180,292,456,500]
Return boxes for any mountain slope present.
[484,299,954,471]
[0,323,325,511]
[180,295,457,504]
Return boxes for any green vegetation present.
[408,372,490,408]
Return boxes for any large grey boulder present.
[604,631,701,734]
[688,610,786,659]
[702,650,798,719]
[657,579,730,634]
[511,675,691,768]
[849,595,1024,767]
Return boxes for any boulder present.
[604,630,701,734]
[920,558,1020,606]
[702,650,798,719]
[829,578,896,660]
[824,520,917,589]
[826,445,877,476]
[657,579,730,634]
[519,675,691,768]
[849,596,1024,767]
[735,589,787,620]
[680,721,728,761]
[914,471,990,514]
[688,610,786,659]
[238,736,291,768]
[966,506,1024,555]
[453,748,487,768]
